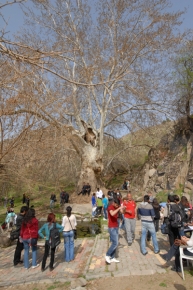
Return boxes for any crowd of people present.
[12,205,77,270]
[2,186,193,274]
[90,187,193,272]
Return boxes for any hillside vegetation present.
[0,120,175,201]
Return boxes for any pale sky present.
[0,0,193,38]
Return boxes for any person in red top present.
[105,199,125,264]
[123,192,137,246]
[20,208,39,269]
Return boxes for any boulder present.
[0,235,11,247]
[149,168,156,177]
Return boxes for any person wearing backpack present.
[38,213,63,272]
[62,206,77,262]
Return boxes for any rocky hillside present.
[137,118,193,196]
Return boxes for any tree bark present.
[76,144,103,193]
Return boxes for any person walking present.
[13,206,28,266]
[123,192,137,246]
[138,195,160,255]
[20,208,39,269]
[62,206,77,262]
[105,199,125,264]
[38,213,63,271]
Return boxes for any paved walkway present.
[0,220,171,287]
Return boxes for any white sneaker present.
[103,218,107,220]
[32,264,40,269]
[105,256,111,264]
[111,258,120,263]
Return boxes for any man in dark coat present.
[13,206,28,266]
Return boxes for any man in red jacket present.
[123,192,137,246]
[105,199,125,264]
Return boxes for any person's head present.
[30,208,35,217]
[20,206,28,216]
[102,194,105,198]
[144,195,150,202]
[173,195,180,203]
[47,213,56,224]
[97,188,99,191]
[148,192,152,197]
[23,208,34,224]
[127,192,132,201]
[152,198,159,208]
[181,196,189,207]
[167,194,174,203]
[113,199,119,208]
[66,206,72,217]
[93,192,95,196]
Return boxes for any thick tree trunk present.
[77,145,103,193]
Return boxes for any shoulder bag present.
[68,217,77,240]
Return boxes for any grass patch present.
[159,282,167,287]
[155,191,168,203]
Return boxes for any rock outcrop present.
[139,118,193,194]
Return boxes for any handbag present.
[68,217,77,240]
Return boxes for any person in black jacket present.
[147,198,161,241]
[13,206,28,266]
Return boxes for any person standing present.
[138,195,160,255]
[91,193,96,217]
[38,213,63,271]
[123,192,137,246]
[105,199,125,264]
[147,198,161,241]
[20,208,39,269]
[50,193,56,209]
[26,196,30,208]
[13,206,28,266]
[22,194,26,204]
[62,206,77,262]
[96,188,103,199]
[102,194,108,220]
[96,197,103,216]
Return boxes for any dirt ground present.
[3,271,193,290]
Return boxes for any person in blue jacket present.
[38,213,63,272]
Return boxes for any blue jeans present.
[63,231,74,262]
[106,227,119,259]
[103,207,107,219]
[23,239,38,268]
[141,221,159,254]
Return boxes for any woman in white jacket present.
[62,206,77,262]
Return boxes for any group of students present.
[104,191,193,274]
[160,194,193,272]
[13,205,77,271]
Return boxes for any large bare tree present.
[0,0,185,190]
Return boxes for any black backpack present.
[168,205,182,228]
[49,223,61,248]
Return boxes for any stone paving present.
[0,220,170,287]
